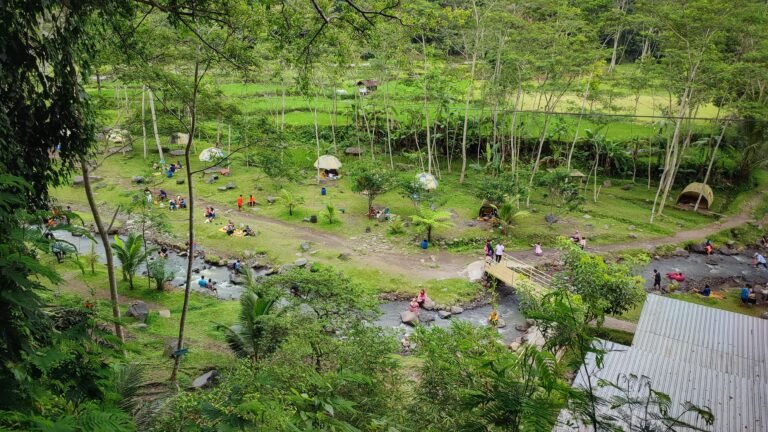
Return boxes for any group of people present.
[571,231,587,250]
[165,161,183,178]
[198,275,217,296]
[408,289,430,313]
[236,194,257,211]
[741,283,768,305]
[204,206,217,223]
[485,240,506,263]
[168,195,187,211]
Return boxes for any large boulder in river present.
[689,243,707,254]
[126,301,150,321]
[400,311,419,326]
[450,306,464,314]
[422,298,436,310]
[438,310,452,319]
[672,248,690,257]
[719,245,739,256]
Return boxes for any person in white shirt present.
[755,253,767,269]
[494,243,505,263]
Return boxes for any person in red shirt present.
[236,194,243,211]
[248,194,256,207]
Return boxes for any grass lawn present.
[669,288,768,319]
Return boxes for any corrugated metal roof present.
[554,295,768,432]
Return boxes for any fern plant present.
[323,203,337,224]
[111,234,153,290]
[387,216,405,234]
[279,189,304,216]
[410,207,454,242]
[83,243,99,275]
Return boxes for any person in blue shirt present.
[198,276,208,288]
[741,284,757,304]
[694,284,711,297]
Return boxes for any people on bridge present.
[494,242,505,263]
[485,240,494,262]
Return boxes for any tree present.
[350,162,393,212]
[111,234,152,290]
[410,207,453,242]
[279,189,303,216]
[473,172,523,205]
[495,200,529,236]
[147,259,174,291]
[215,271,287,362]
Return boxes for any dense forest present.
[2,0,768,431]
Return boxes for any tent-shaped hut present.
[415,172,438,191]
[676,182,714,209]
[314,155,342,178]
[478,200,499,220]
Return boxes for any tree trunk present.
[148,89,164,162]
[331,86,338,153]
[459,43,479,184]
[608,26,622,73]
[385,79,394,169]
[141,85,147,159]
[567,73,593,170]
[80,158,124,343]
[421,33,432,174]
[312,98,322,183]
[170,53,202,383]
[694,122,728,211]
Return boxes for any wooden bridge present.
[484,254,553,293]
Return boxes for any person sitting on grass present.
[207,278,217,296]
[179,198,187,209]
[169,199,177,211]
[248,194,256,207]
[741,284,757,305]
[159,190,167,201]
[225,221,236,236]
[243,225,255,236]
[694,284,711,297]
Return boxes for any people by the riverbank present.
[653,269,661,290]
[741,284,757,305]
[754,253,767,269]
[705,240,714,256]
[417,289,428,308]
[694,284,711,297]
[408,298,420,313]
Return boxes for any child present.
[237,195,244,211]
[534,242,543,256]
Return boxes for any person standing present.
[237,194,244,211]
[494,242,505,263]
[653,269,661,291]
[534,242,543,257]
[485,240,494,262]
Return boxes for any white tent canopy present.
[314,155,342,170]
[199,147,225,162]
[416,172,438,191]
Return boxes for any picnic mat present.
[217,227,246,238]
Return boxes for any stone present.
[422,298,436,311]
[300,242,311,252]
[400,311,419,326]
[169,149,186,156]
[225,182,236,190]
[672,248,690,257]
[266,196,277,204]
[205,177,217,184]
[345,146,363,155]
[464,220,477,227]
[176,179,185,185]
[421,313,435,323]
[496,318,506,328]
[163,340,178,358]
[438,310,452,319]
[726,240,736,247]
[158,309,171,318]
[338,253,351,261]
[526,319,535,326]
[465,260,485,283]
[621,184,632,191]
[628,225,636,231]
[690,244,707,254]
[217,186,227,191]
[544,213,558,224]
[515,324,528,332]
[132,176,146,184]
[229,273,245,285]
[295,258,308,267]
[508,342,521,351]
[583,214,592,219]
[309,215,317,223]
[126,301,150,321]
[449,306,464,314]
[131,323,148,330]
[191,370,219,389]
[72,175,103,185]
[628,233,638,239]
[603,180,612,188]
[278,264,295,274]
[719,246,739,256]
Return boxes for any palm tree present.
[279,188,303,216]
[495,200,529,236]
[410,207,454,242]
[111,234,152,290]
[215,271,287,362]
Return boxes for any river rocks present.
[295,258,308,267]
[514,323,528,332]
[672,248,690,257]
[421,313,435,323]
[496,318,506,328]
[544,213,558,224]
[191,370,219,389]
[204,176,217,184]
[345,146,363,155]
[422,298,436,311]
[158,309,171,318]
[126,301,150,321]
[400,311,419,326]
[438,310,452,319]
[229,273,245,285]
[526,326,546,348]
[132,176,146,184]
[464,260,485,283]
[266,196,277,204]
[450,306,464,314]
[300,242,311,252]
[690,244,707,254]
[526,319,536,326]
[204,254,223,266]
[508,342,521,352]
[278,264,295,274]
[719,245,739,256]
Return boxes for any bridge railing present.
[496,253,553,288]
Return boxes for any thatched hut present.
[677,182,714,209]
